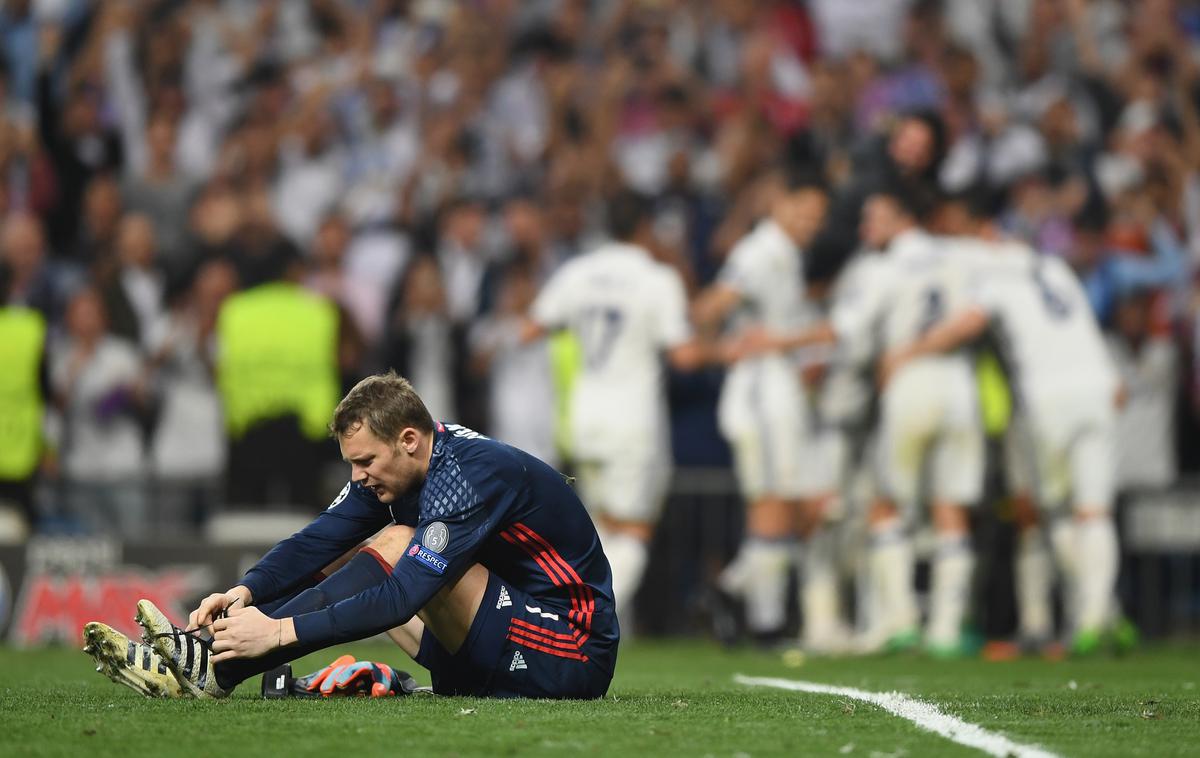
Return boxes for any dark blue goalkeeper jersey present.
[238,422,619,677]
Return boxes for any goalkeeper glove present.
[288,654,418,697]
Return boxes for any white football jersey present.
[532,242,690,458]
[969,242,1118,397]
[820,251,893,424]
[831,229,958,361]
[717,219,806,334]
[829,250,895,367]
[880,231,989,352]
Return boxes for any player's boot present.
[924,640,967,660]
[1112,617,1139,655]
[699,586,744,648]
[82,621,188,698]
[925,628,984,660]
[135,599,229,699]
[803,621,855,657]
[1072,617,1140,657]
[1070,627,1102,657]
[883,627,921,654]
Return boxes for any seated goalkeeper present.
[86,372,618,699]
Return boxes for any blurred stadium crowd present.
[0,0,1197,635]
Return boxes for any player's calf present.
[364,524,416,565]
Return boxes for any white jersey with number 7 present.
[532,242,691,458]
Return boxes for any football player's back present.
[534,242,689,459]
[974,245,1116,398]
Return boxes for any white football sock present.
[802,529,843,648]
[598,528,649,629]
[926,533,974,648]
[1015,527,1054,642]
[717,542,749,596]
[868,519,917,636]
[742,537,795,634]
[1075,516,1118,633]
[1049,517,1078,631]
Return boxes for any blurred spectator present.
[481,194,564,314]
[1000,170,1079,258]
[831,111,946,233]
[227,184,302,290]
[120,114,197,274]
[71,174,123,268]
[0,94,40,215]
[1108,289,1179,492]
[273,103,343,246]
[50,286,148,538]
[342,75,420,225]
[1069,209,1187,325]
[398,112,475,228]
[215,246,338,510]
[1,211,71,321]
[383,254,458,422]
[809,0,912,63]
[469,262,557,466]
[96,213,164,348]
[436,197,491,324]
[145,259,235,534]
[305,213,382,345]
[37,24,124,252]
[0,0,39,107]
[0,266,48,531]
[185,180,242,271]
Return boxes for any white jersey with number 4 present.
[970,244,1117,399]
[532,242,690,460]
[971,242,1119,510]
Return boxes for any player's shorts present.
[877,357,983,510]
[719,358,830,500]
[415,572,614,699]
[1005,382,1116,513]
[573,449,670,524]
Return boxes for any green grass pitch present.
[1,640,1197,757]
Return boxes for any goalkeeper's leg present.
[210,528,410,691]
[141,525,412,697]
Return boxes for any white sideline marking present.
[735,675,1061,758]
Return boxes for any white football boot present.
[136,598,229,699]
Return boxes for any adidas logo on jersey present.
[496,586,512,610]
[509,651,527,672]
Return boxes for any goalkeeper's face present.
[339,423,425,503]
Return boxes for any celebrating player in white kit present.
[693,178,835,643]
[525,191,710,631]
[883,225,1127,655]
[734,188,984,654]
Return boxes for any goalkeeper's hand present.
[298,655,406,697]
